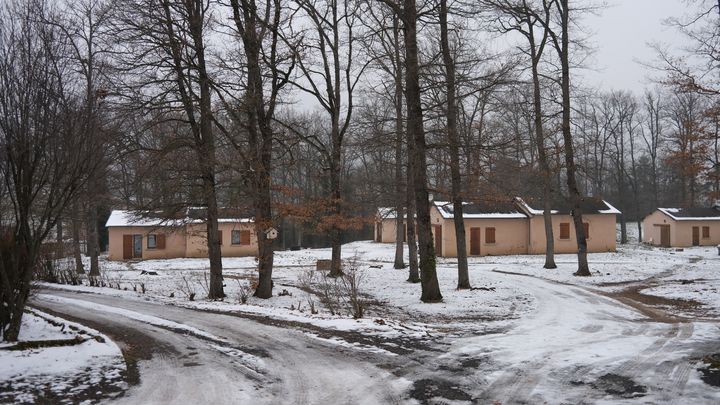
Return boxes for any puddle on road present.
[573,373,647,398]
[409,378,472,404]
[591,373,647,398]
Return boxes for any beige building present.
[642,206,720,247]
[515,197,619,255]
[106,210,258,261]
[429,200,530,257]
[374,207,411,243]
[378,197,620,258]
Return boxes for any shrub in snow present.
[236,280,254,304]
[34,257,82,286]
[177,275,197,301]
[299,255,367,319]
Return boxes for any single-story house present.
[429,200,529,257]
[374,207,411,243]
[514,197,620,255]
[106,208,258,261]
[377,197,620,257]
[641,205,720,247]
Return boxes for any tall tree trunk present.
[1,236,36,342]
[329,150,343,277]
[192,10,223,299]
[230,0,278,298]
[55,220,63,258]
[253,162,274,298]
[618,131,627,245]
[541,186,556,267]
[439,0,469,289]
[72,204,84,274]
[525,3,556,269]
[87,200,100,276]
[558,0,590,276]
[403,0,442,301]
[406,137,419,283]
[328,0,344,277]
[202,162,224,299]
[85,36,101,278]
[393,16,406,270]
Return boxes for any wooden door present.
[470,227,481,256]
[122,235,133,260]
[433,225,442,255]
[660,225,670,247]
[692,226,700,246]
[376,223,382,242]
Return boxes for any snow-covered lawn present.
[40,234,720,333]
[0,309,127,404]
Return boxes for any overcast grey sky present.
[577,0,689,93]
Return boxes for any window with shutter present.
[703,226,710,239]
[231,230,241,245]
[559,223,570,239]
[157,234,166,249]
[485,227,496,244]
[217,230,223,245]
[240,230,251,245]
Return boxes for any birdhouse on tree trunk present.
[265,227,278,240]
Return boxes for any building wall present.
[642,210,672,246]
[430,206,446,256]
[108,222,258,261]
[376,218,410,243]
[642,210,720,247]
[376,207,617,257]
[185,222,258,257]
[107,226,187,261]
[429,206,529,257]
[674,221,720,246]
[528,214,617,254]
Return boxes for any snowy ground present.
[42,227,720,328]
[13,222,720,403]
[0,309,127,404]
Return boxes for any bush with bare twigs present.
[177,275,197,301]
[299,254,367,318]
[236,280,254,304]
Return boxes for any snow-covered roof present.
[106,210,253,227]
[657,207,720,221]
[515,197,621,216]
[377,207,418,220]
[433,201,528,219]
[377,207,398,219]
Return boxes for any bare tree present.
[51,0,115,278]
[484,0,557,268]
[286,0,368,277]
[641,90,665,207]
[112,0,225,298]
[377,0,443,301]
[360,6,418,279]
[542,0,590,275]
[439,0,470,288]
[654,0,720,96]
[0,0,102,341]
[222,0,294,298]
